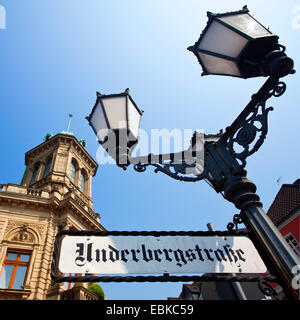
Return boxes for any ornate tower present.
[0,133,105,300]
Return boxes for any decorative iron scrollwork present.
[271,81,286,97]
[132,77,288,186]
[235,123,257,147]
[132,152,208,183]
[133,163,147,172]
[223,78,287,168]
[133,161,207,182]
[258,279,280,300]
[227,213,244,231]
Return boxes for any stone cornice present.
[0,289,31,300]
[60,196,105,230]
[25,138,59,165]
[0,185,104,231]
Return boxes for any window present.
[80,170,86,193]
[43,157,52,178]
[69,161,76,183]
[30,163,40,185]
[285,233,300,256]
[0,252,30,289]
[64,273,82,290]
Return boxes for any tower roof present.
[25,133,98,176]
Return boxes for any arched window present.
[43,157,52,178]
[30,163,40,185]
[69,160,76,184]
[80,170,87,193]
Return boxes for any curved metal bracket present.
[133,160,207,182]
[219,77,286,168]
[129,77,288,184]
[130,132,208,182]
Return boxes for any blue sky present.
[0,0,299,300]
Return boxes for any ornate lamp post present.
[86,7,298,299]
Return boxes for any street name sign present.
[58,235,267,274]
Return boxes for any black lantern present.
[188,6,294,78]
[86,89,143,167]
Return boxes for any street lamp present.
[86,89,143,167]
[87,7,298,299]
[188,6,294,78]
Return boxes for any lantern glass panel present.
[198,20,248,58]
[102,96,127,130]
[219,13,272,38]
[127,98,141,139]
[198,52,241,76]
[89,100,109,142]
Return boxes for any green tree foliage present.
[87,283,105,299]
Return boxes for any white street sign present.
[58,236,267,275]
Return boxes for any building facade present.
[0,133,106,300]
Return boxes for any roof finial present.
[66,114,73,133]
[43,133,53,142]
